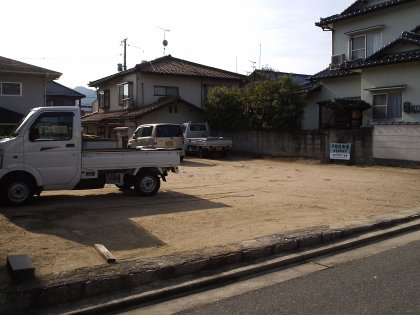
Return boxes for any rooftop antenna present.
[249,60,256,72]
[157,26,170,55]
[127,43,144,60]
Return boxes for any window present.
[154,86,179,96]
[1,82,21,96]
[372,93,402,121]
[156,124,182,137]
[118,82,133,106]
[350,31,381,60]
[140,126,153,137]
[98,90,110,108]
[29,112,73,141]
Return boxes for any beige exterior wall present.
[96,72,241,113]
[331,2,420,58]
[0,74,46,115]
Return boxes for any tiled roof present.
[81,96,203,123]
[368,31,420,59]
[347,49,420,69]
[311,30,420,80]
[89,55,245,86]
[0,56,61,78]
[46,81,85,98]
[249,70,310,85]
[0,107,24,124]
[316,0,417,28]
[317,97,371,110]
[310,67,358,80]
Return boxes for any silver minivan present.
[127,123,185,159]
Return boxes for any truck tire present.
[134,170,160,197]
[1,175,34,206]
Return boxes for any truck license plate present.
[165,141,174,146]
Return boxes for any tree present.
[206,76,306,131]
[205,86,246,131]
[246,76,306,131]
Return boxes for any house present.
[248,69,311,86]
[307,0,420,163]
[46,81,85,108]
[0,56,61,135]
[84,55,246,146]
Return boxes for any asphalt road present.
[120,230,420,315]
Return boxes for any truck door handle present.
[66,143,75,148]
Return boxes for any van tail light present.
[154,137,158,145]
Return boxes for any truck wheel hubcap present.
[141,176,156,193]
[8,182,29,202]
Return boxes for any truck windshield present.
[9,109,37,137]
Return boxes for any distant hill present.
[74,86,96,111]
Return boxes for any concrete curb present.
[2,214,420,314]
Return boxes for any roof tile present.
[316,0,417,27]
[0,56,61,78]
[90,55,245,86]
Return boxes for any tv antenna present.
[249,60,256,72]
[157,26,170,55]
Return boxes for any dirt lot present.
[1,156,420,283]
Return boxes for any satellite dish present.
[163,39,168,47]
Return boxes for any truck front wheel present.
[134,171,160,197]
[1,175,34,206]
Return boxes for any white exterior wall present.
[361,63,420,124]
[331,2,420,58]
[303,75,361,130]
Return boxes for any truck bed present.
[187,137,232,147]
[82,149,180,170]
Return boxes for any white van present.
[128,123,185,159]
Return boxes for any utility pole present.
[121,38,127,71]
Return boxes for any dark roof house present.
[46,81,85,107]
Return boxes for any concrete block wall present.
[373,124,420,163]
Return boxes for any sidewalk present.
[2,213,420,314]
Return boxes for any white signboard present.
[330,143,351,160]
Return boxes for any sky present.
[2,0,355,89]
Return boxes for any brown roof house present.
[306,0,420,164]
[84,55,245,147]
[0,56,62,135]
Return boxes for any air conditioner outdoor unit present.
[330,54,346,69]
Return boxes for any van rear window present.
[156,125,182,137]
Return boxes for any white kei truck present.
[181,122,232,158]
[0,106,180,206]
